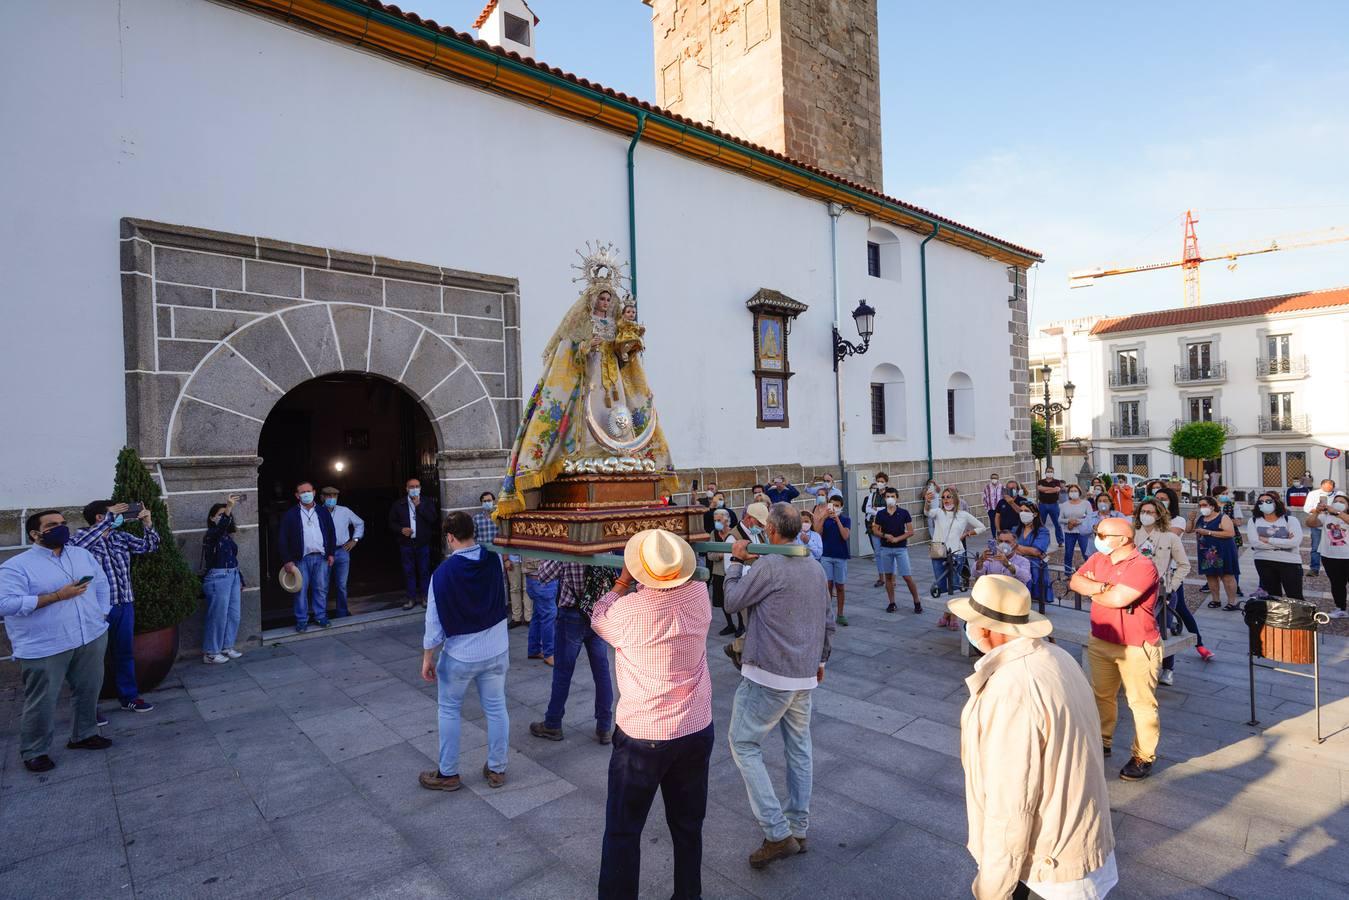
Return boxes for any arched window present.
[946,371,974,437]
[869,363,906,439]
[866,226,901,281]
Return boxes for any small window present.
[1113,454,1129,472]
[867,242,881,278]
[870,383,886,435]
[866,227,900,280]
[1132,454,1150,476]
[504,12,530,45]
[1262,451,1283,487]
[947,389,956,435]
[946,371,973,437]
[1287,451,1307,482]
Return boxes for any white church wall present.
[0,0,1024,509]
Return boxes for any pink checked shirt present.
[589,579,713,741]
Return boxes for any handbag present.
[929,514,959,559]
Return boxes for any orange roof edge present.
[1088,286,1349,336]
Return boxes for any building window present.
[1263,452,1283,487]
[1269,391,1293,429]
[867,242,881,277]
[503,12,531,45]
[1116,349,1140,383]
[1113,454,1129,472]
[1188,396,1213,423]
[946,371,973,437]
[870,383,886,434]
[1186,342,1212,379]
[869,364,905,439]
[865,227,900,280]
[1119,400,1141,435]
[1132,453,1150,476]
[1267,333,1291,364]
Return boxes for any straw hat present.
[278,565,304,594]
[623,529,696,590]
[744,502,770,524]
[947,574,1052,639]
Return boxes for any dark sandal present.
[1207,600,1222,609]
[1222,602,1244,612]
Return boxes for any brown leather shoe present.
[748,836,800,869]
[595,729,612,745]
[482,764,506,788]
[529,721,564,741]
[527,653,543,660]
[543,656,554,667]
[418,770,461,792]
[795,837,808,853]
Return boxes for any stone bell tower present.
[644,0,883,190]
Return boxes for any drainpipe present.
[828,203,847,506]
[920,223,940,483]
[627,111,647,303]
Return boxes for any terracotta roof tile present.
[300,0,1040,262]
[1089,286,1349,336]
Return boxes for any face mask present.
[966,622,993,655]
[1046,472,1054,478]
[705,490,714,498]
[481,501,493,511]
[824,478,833,486]
[112,514,125,528]
[407,488,420,499]
[1019,511,1034,524]
[800,524,812,534]
[876,481,887,488]
[1334,502,1348,513]
[943,502,954,511]
[832,506,844,516]
[324,497,337,509]
[715,500,724,508]
[299,491,314,505]
[815,496,827,505]
[885,497,897,508]
[1259,501,1275,514]
[1068,491,1080,500]
[715,520,727,532]
[1097,501,1111,512]
[1089,486,1101,495]
[38,524,70,549]
[1219,495,1232,503]
[1094,536,1115,555]
[997,542,1015,556]
[1139,513,1156,527]
[991,477,999,483]
[1198,506,1212,517]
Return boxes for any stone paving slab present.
[2,555,1347,899]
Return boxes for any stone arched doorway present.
[119,219,521,648]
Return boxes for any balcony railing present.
[1256,355,1308,378]
[1171,416,1232,434]
[1173,361,1227,384]
[1107,368,1147,388]
[1259,414,1310,434]
[1110,420,1150,438]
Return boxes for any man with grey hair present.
[724,502,834,870]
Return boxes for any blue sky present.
[413,1,1349,326]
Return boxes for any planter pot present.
[100,624,180,700]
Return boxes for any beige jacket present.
[1135,526,1190,593]
[960,638,1115,899]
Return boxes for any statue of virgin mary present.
[495,243,677,517]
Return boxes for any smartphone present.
[126,502,144,516]
[75,575,95,586]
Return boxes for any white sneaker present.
[203,653,230,665]
[1330,609,1349,619]
[1159,669,1175,686]
[223,648,243,659]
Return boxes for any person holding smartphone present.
[2,510,114,772]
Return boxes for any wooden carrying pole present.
[484,540,808,584]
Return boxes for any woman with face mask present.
[1089,478,1106,498]
[1059,484,1093,571]
[704,509,744,636]
[1307,493,1349,618]
[1191,495,1240,610]
[1247,492,1304,601]
[701,491,738,536]
[929,488,987,603]
[1134,500,1209,683]
[863,473,890,587]
[1200,485,1245,598]
[1012,501,1051,606]
[201,495,245,664]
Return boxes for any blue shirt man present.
[320,487,365,618]
[278,481,337,632]
[74,500,160,712]
[764,476,800,505]
[0,510,114,771]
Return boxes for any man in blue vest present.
[278,480,337,633]
[418,510,510,792]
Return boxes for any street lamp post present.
[1029,363,1075,476]
[833,299,876,370]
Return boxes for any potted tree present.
[100,446,201,697]
[1170,422,1227,501]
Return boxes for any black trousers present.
[1323,556,1349,610]
[1254,558,1304,600]
[598,722,714,900]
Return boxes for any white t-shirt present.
[1247,515,1303,565]
[1317,513,1349,560]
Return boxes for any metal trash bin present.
[1244,598,1318,664]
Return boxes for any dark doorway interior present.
[257,374,439,629]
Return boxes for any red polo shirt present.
[1080,547,1160,646]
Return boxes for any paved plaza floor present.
[2,557,1348,899]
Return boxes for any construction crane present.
[1068,210,1349,307]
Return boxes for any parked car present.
[1103,472,1148,492]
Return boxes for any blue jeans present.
[1062,533,1092,571]
[1161,586,1204,671]
[105,603,138,703]
[728,678,813,841]
[1309,527,1322,572]
[1039,502,1063,543]
[436,649,509,776]
[202,567,242,655]
[400,544,430,599]
[544,607,613,731]
[526,577,558,657]
[329,548,351,616]
[600,722,713,900]
[930,552,968,594]
[296,554,330,627]
[870,533,885,575]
